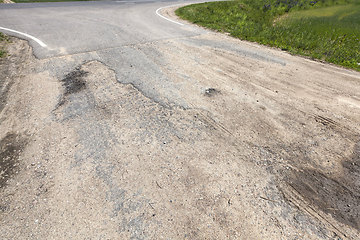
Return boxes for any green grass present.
[176,0,360,71]
[13,0,91,2]
[0,33,8,58]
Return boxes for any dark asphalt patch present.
[287,142,360,231]
[61,69,88,95]
[57,68,88,108]
[0,133,26,188]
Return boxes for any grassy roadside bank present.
[0,33,9,58]
[176,0,360,71]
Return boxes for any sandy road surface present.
[1,2,360,239]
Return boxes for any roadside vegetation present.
[0,33,9,58]
[176,0,360,71]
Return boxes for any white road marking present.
[0,26,47,48]
[155,5,184,26]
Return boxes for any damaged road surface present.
[1,1,360,239]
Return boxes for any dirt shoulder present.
[0,37,61,237]
[0,28,360,240]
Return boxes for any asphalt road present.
[1,0,215,106]
[1,1,360,239]
[1,0,287,107]
[0,0,204,59]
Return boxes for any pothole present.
[204,88,220,97]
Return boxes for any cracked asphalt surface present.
[1,1,360,239]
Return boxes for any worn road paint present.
[0,26,47,48]
[155,5,185,26]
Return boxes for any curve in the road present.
[0,26,47,47]
[155,4,184,26]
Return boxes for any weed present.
[0,33,9,58]
[176,0,360,71]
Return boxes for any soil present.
[0,37,30,188]
[0,23,360,240]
